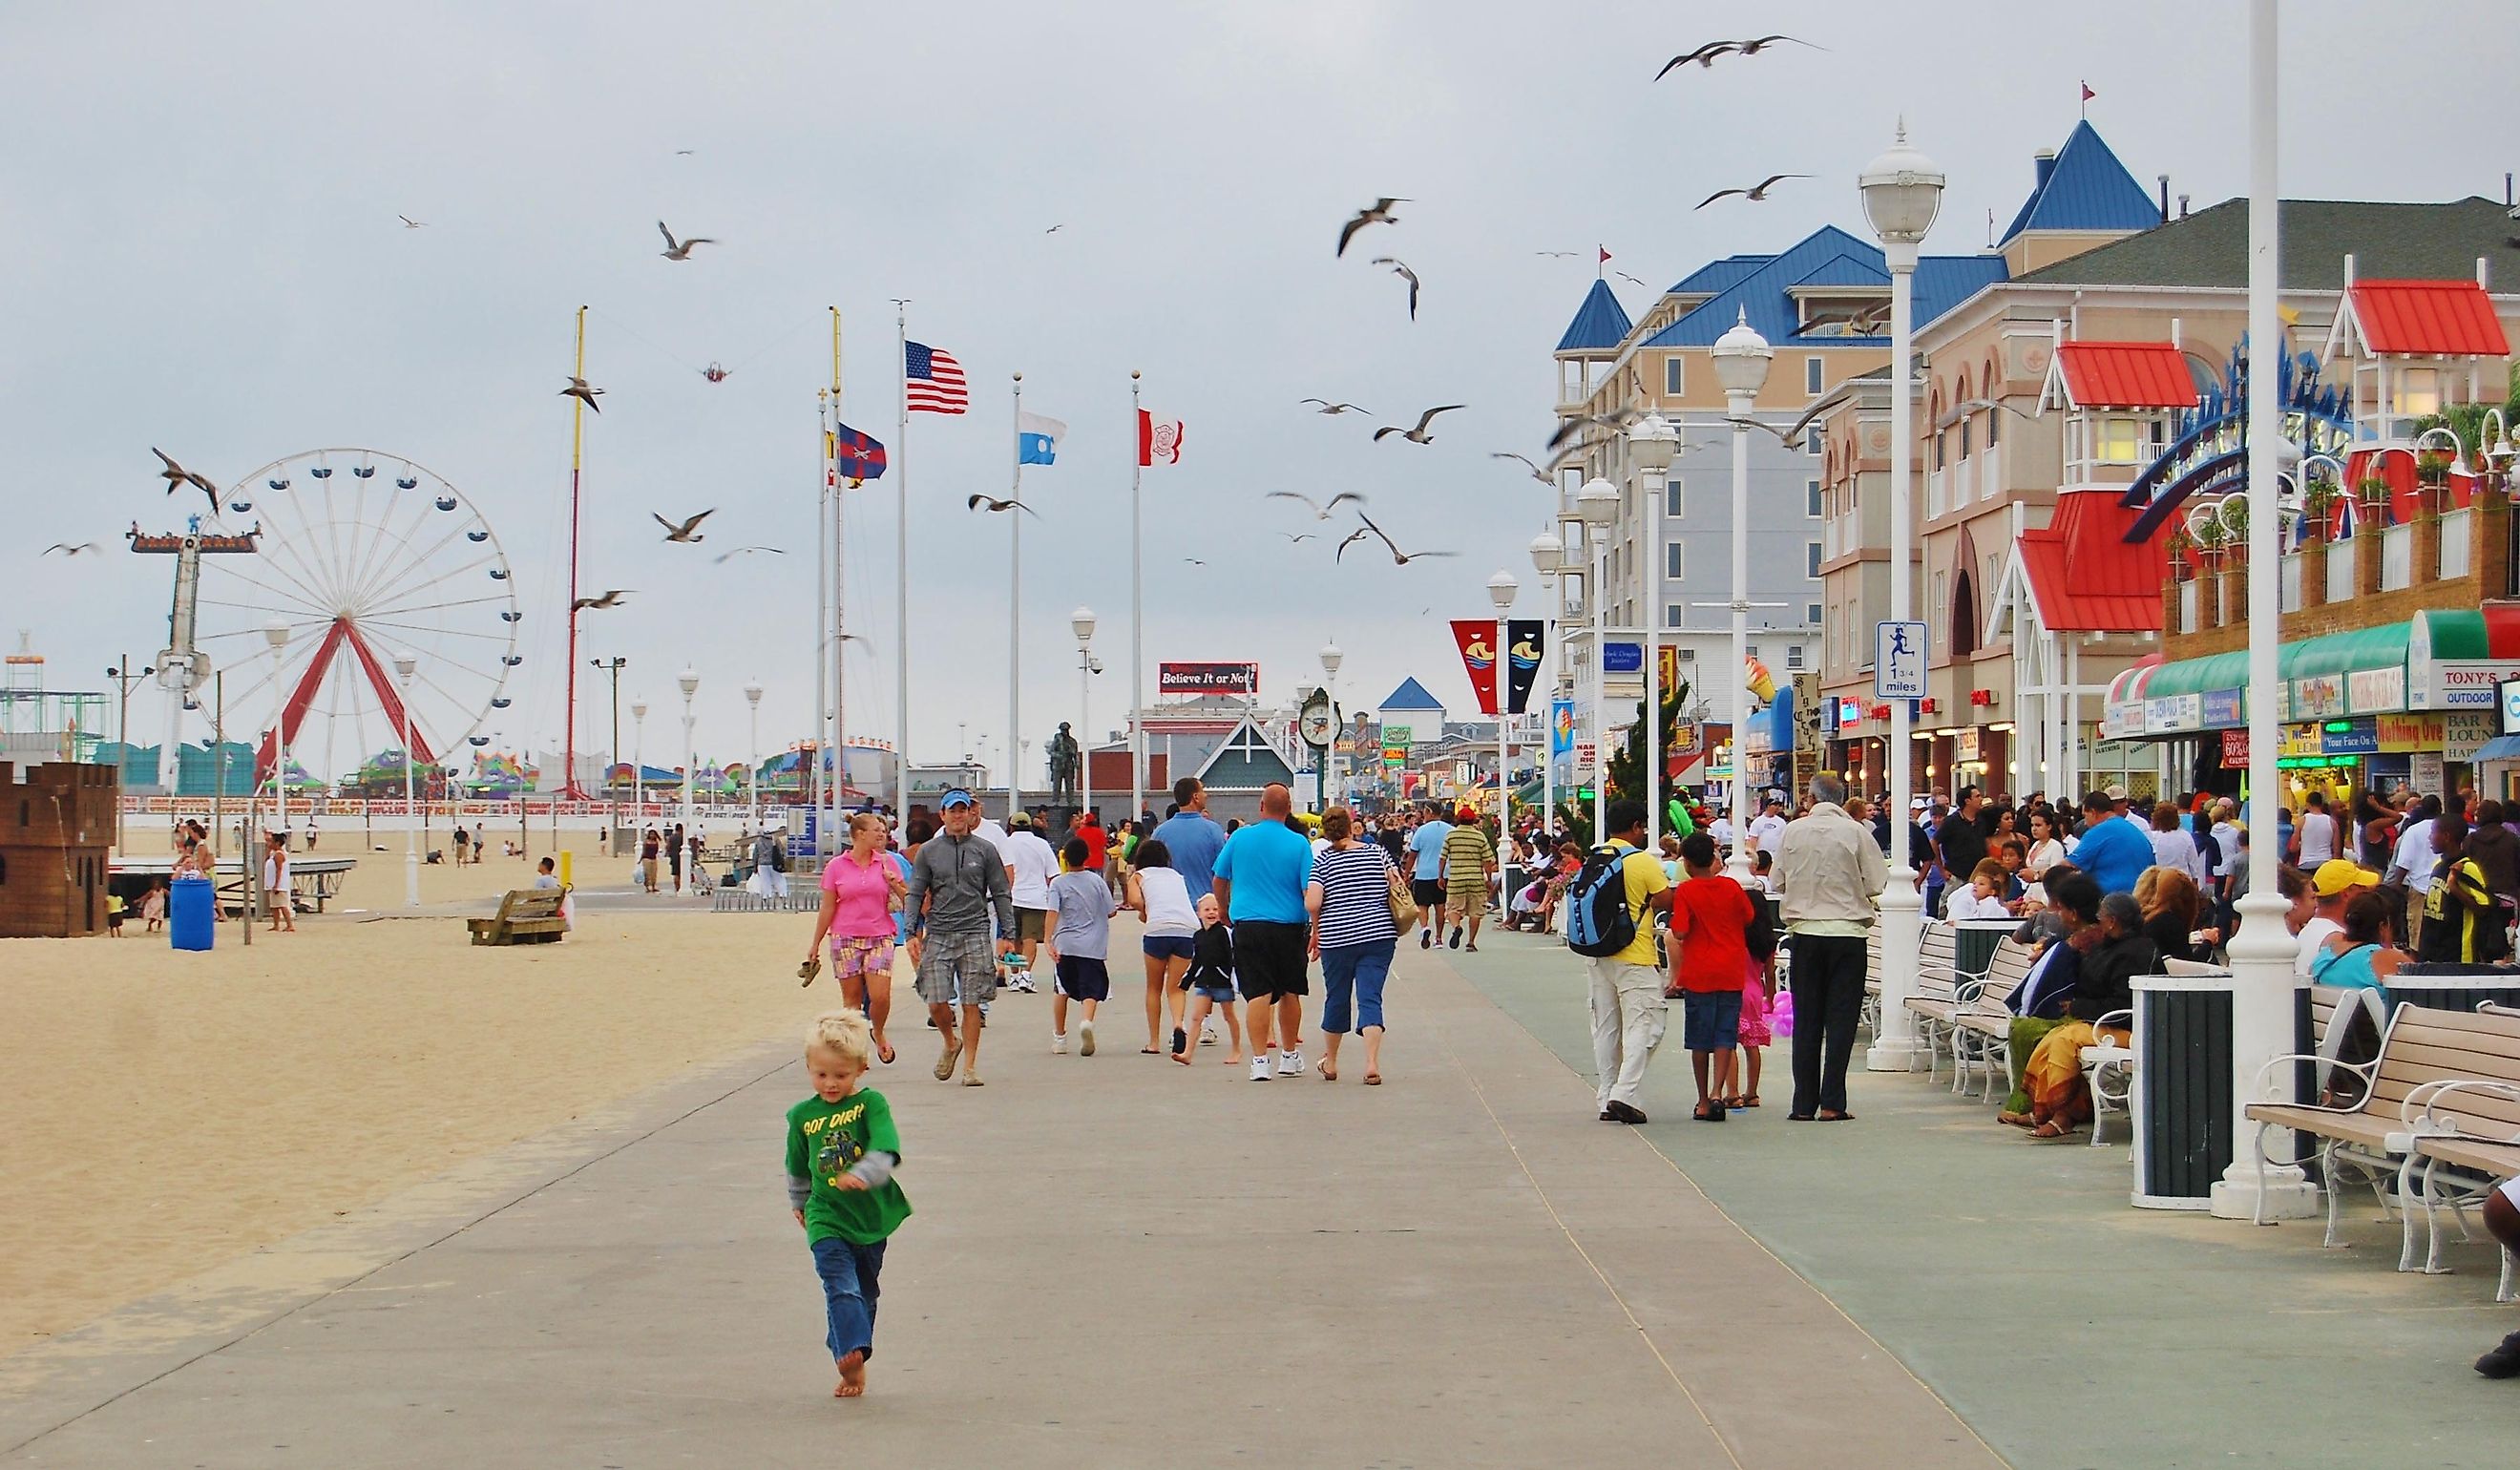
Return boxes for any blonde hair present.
[847,812,887,841]
[1970,857,2006,889]
[806,1009,874,1067]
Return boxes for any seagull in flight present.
[572,590,632,611]
[1355,513,1457,566]
[653,509,715,543]
[1183,557,1208,567]
[397,215,426,229]
[1534,250,1586,259]
[674,149,695,156]
[712,545,785,563]
[44,541,102,557]
[1371,257,1421,320]
[1336,198,1406,258]
[1490,452,1555,487]
[1654,41,1739,78]
[966,494,1038,517]
[1334,527,1377,563]
[1043,223,1064,234]
[1697,175,1810,209]
[1300,399,1369,415]
[1267,491,1366,520]
[1735,33,1825,55]
[1613,271,1650,289]
[560,376,604,413]
[1545,408,1644,452]
[1278,532,1318,544]
[657,220,716,261]
[1373,405,1464,446]
[152,449,218,511]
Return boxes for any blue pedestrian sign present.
[1875,620,1928,700]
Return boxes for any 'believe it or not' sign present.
[1159,662,1258,696]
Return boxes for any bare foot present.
[1222,1053,1244,1065]
[1170,1050,1192,1065]
[835,1351,867,1397]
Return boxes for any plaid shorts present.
[833,935,893,979]
[915,930,1000,1007]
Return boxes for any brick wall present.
[0,761,120,938]
[2159,494,2513,660]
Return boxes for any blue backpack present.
[1564,844,1639,957]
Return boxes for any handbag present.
[1386,866,1420,932]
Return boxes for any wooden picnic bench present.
[467,888,569,946]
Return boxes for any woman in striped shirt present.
[1306,806,1401,1084]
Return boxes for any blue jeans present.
[810,1235,886,1362]
[1319,938,1396,1033]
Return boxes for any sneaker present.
[2479,1330,2520,1378]
[1079,1019,1096,1057]
[962,1069,984,1087]
[1007,976,1037,995]
[1200,1021,1220,1045]
[1448,926,1462,949]
[1277,1051,1305,1077]
[1051,1032,1068,1055]
[1250,1054,1272,1082]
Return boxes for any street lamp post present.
[1578,478,1620,839]
[105,654,149,857]
[677,668,699,828]
[1629,415,1679,852]
[1319,641,1344,808]
[745,682,764,828]
[1073,607,1098,823]
[590,656,626,840]
[1486,571,1518,830]
[1530,533,1569,839]
[1711,311,1774,883]
[260,619,291,934]
[630,699,647,821]
[394,650,420,907]
[1861,120,1942,1074]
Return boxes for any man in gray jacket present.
[906,788,1019,1087]
[1774,771,1886,1122]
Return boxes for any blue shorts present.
[1143,934,1196,961]
[1681,989,1743,1052]
[1055,956,1110,1001]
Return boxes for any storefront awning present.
[2473,734,2520,764]
[2143,620,2412,700]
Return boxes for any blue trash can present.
[169,874,215,952]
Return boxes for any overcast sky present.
[8,1,2516,785]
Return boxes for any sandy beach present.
[0,836,836,1357]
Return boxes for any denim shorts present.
[1143,934,1196,961]
[1681,988,1744,1052]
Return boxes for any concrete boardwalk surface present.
[1,943,1997,1469]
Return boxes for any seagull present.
[674,149,695,156]
[152,449,218,511]
[1545,408,1643,452]
[1829,304,1890,338]
[1490,452,1555,486]
[43,542,102,556]
[1373,405,1464,445]
[1654,42,1738,77]
[1044,223,1064,234]
[1735,33,1825,55]
[1613,271,1650,289]
[1336,198,1406,258]
[572,590,631,611]
[1356,513,1457,566]
[1334,527,1376,563]
[1300,399,1370,415]
[560,376,604,413]
[653,509,714,542]
[1371,256,1420,320]
[712,545,785,563]
[1696,175,1810,209]
[1278,532,1318,544]
[1534,250,1586,259]
[397,215,426,229]
[1183,557,1208,567]
[966,494,1038,516]
[1266,491,1366,520]
[657,220,716,261]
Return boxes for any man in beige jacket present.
[1774,772,1885,1122]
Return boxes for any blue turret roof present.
[1553,278,1633,352]
[1378,677,1446,710]
[1999,120,2159,243]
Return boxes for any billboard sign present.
[1159,662,1258,696]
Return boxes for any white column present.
[2212,0,2319,1221]
[1130,371,1145,825]
[1728,405,1754,880]
[1642,467,1662,852]
[396,651,419,907]
[1008,373,1024,825]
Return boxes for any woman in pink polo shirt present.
[805,812,908,1064]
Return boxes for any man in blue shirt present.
[2070,791,2153,899]
[1405,806,1453,950]
[1150,776,1228,901]
[1212,783,1316,1082]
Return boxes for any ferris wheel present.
[192,448,520,783]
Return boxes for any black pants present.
[1786,933,1867,1117]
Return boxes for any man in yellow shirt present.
[1588,800,1675,1124]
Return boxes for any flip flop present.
[1319,1063,1337,1082]
[876,1042,895,1066]
[1362,1072,1381,1085]
[2028,1121,2076,1141]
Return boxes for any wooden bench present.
[1885,926,1970,1078]
[1947,941,2039,1102]
[466,888,569,946]
[2398,1003,2520,1298]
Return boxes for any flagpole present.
[1129,370,1144,826]
[563,304,587,800]
[1008,371,1024,825]
[817,386,831,825]
[830,305,846,837]
[893,304,911,824]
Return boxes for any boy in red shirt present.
[1665,832,1754,1124]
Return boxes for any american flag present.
[904,341,968,414]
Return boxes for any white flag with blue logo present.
[1017,411,1067,466]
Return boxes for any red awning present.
[2017,490,2167,634]
[2053,341,2199,410]
[2347,280,2511,357]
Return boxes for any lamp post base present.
[1867,872,1930,1072]
[2208,1162,2320,1222]
[1865,1037,1932,1072]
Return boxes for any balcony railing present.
[2279,553,2302,613]
[1926,467,1946,518]
[2381,524,2413,591]
[1979,446,2002,502]
[2440,508,2473,579]
[2326,541,2357,604]
[2178,580,2198,634]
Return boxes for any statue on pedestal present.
[1046,722,1082,806]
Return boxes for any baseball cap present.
[2311,859,2379,897]
[1009,810,1032,828]
[940,788,976,810]
[1457,806,1478,823]
[2104,783,2129,803]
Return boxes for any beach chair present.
[466,889,569,946]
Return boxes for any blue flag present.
[1017,410,1066,466]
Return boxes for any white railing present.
[2279,554,2302,613]
[2440,508,2473,579]
[2178,580,2198,634]
[1979,445,2002,502]
[2326,540,2357,603]
[2381,524,2413,591]
[1927,467,1946,518]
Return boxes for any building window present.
[1934,430,1946,470]
[1806,478,1823,517]
[1666,479,1683,518]
[1664,355,1685,395]
[2394,367,2442,418]
[2098,416,2142,462]
[1959,420,1971,459]
[1986,410,2001,448]
[1665,603,1683,628]
[1807,601,1823,625]
[1786,645,1805,670]
[1805,356,1824,394]
[1666,541,1684,578]
[1745,643,1758,661]
[1806,428,1822,455]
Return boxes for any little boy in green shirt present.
[785,1010,913,1397]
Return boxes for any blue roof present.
[1670,255,1766,296]
[1789,254,1890,290]
[1643,225,2006,348]
[1378,677,1445,710]
[1553,277,1633,352]
[1999,120,2159,243]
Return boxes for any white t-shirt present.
[1708,817,1736,846]
[2391,818,2436,893]
[1136,866,1197,937]
[973,816,1009,847]
[2295,915,2342,979]
[1003,830,1058,908]
[2295,810,2338,865]
[1748,813,1788,854]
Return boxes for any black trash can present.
[2130,974,2235,1210]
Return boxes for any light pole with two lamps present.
[1576,478,1620,838]
[1486,571,1517,830]
[1319,641,1344,808]
[1529,532,1574,839]
[1709,311,1774,883]
[630,699,648,820]
[677,668,699,828]
[258,619,291,937]
[1072,607,1099,822]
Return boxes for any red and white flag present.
[1138,409,1185,466]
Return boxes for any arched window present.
[1948,524,1983,657]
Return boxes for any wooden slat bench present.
[1888,925,1971,1078]
[2395,1004,2520,1297]
[467,888,568,946]
[1947,941,2039,1102]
